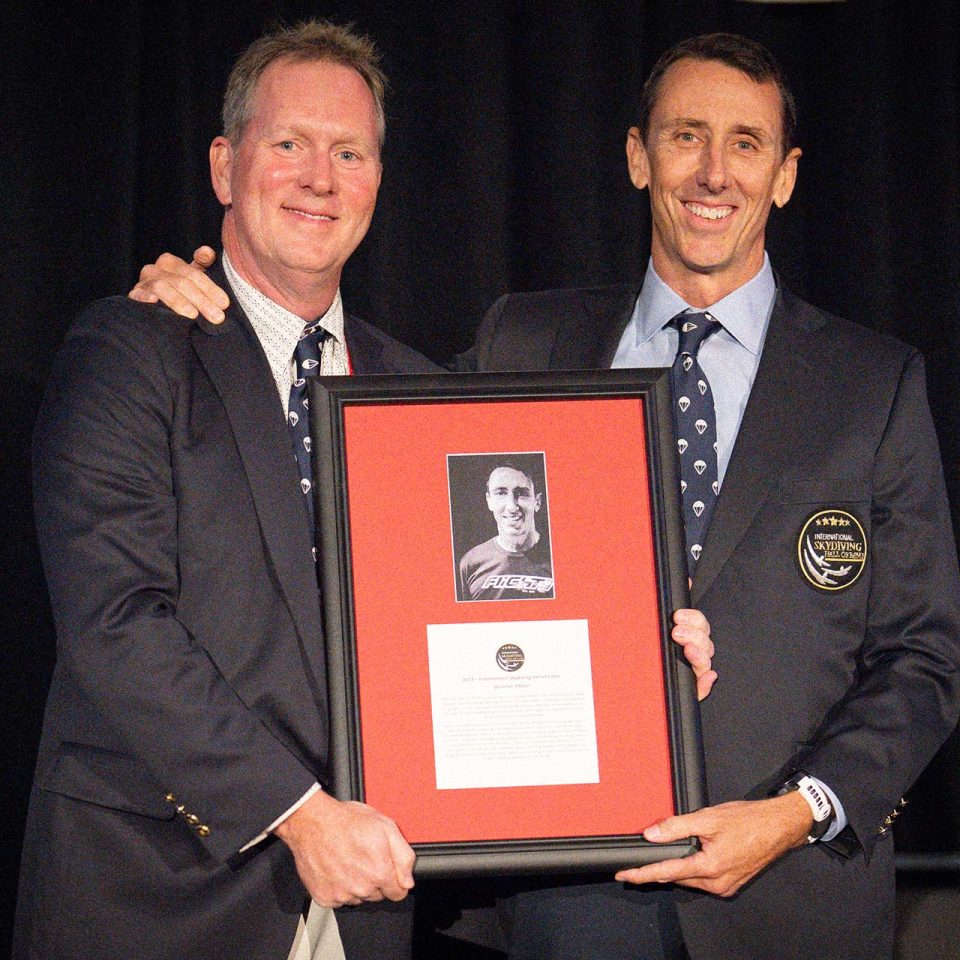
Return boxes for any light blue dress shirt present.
[612,255,775,484]
[612,254,846,842]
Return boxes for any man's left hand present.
[615,791,813,897]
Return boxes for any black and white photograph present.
[448,453,555,602]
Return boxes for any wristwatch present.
[776,772,835,843]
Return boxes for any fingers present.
[384,820,416,898]
[673,607,710,633]
[671,608,715,699]
[695,668,718,701]
[128,249,229,323]
[192,245,218,268]
[615,851,708,887]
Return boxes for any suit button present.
[196,825,211,838]
[186,813,200,825]
[165,792,177,804]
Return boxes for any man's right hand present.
[128,245,229,324]
[273,789,416,908]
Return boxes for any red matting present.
[342,397,673,843]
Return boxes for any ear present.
[626,126,651,191]
[210,136,234,206]
[772,146,802,209]
[533,493,542,512]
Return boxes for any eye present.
[677,131,699,144]
[278,140,296,151]
[337,150,359,161]
[735,139,757,151]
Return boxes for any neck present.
[222,220,339,320]
[497,530,539,554]
[651,246,765,309]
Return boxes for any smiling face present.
[626,57,801,306]
[486,467,541,552]
[210,57,382,316]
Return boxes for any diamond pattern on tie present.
[289,321,329,524]
[670,311,720,575]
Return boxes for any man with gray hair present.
[15,20,437,960]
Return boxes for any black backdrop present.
[2,0,959,950]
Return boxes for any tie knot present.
[294,324,329,377]
[672,312,719,357]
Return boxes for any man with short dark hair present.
[465,31,960,960]
[15,20,435,960]
[459,463,555,601]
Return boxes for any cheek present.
[259,163,294,194]
[343,177,380,217]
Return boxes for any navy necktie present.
[288,320,328,524]
[670,311,721,576]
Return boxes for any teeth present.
[685,202,733,221]
[291,209,333,220]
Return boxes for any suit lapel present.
[691,289,819,603]
[344,314,387,373]
[190,273,326,683]
[547,285,641,370]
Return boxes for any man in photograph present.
[458,462,555,601]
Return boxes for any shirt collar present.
[630,253,776,356]
[222,251,345,349]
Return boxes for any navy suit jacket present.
[16,263,439,960]
[465,282,960,960]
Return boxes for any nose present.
[696,142,729,194]
[300,150,335,194]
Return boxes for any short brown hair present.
[637,33,797,157]
[222,19,387,148]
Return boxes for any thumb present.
[385,824,416,890]
[643,811,705,843]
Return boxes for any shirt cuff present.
[809,776,846,842]
[238,782,322,853]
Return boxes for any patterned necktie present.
[670,311,721,576]
[289,320,329,524]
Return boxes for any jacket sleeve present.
[799,351,960,858]
[33,301,317,863]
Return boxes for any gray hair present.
[222,19,387,149]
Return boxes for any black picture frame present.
[309,369,706,878]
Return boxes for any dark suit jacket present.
[15,263,439,960]
[465,283,960,960]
